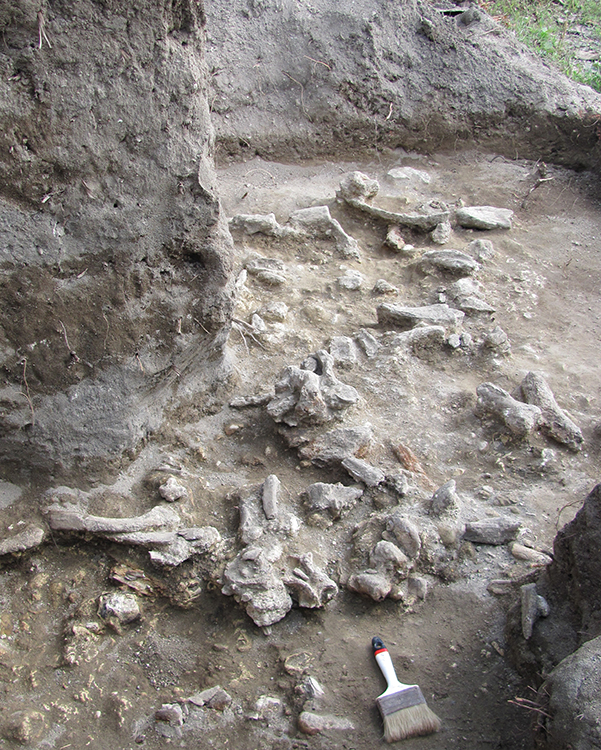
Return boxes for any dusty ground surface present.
[1,147,600,749]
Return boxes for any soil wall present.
[207,0,601,169]
[0,0,234,479]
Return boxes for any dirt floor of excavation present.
[1,147,600,750]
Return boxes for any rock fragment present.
[429,480,460,516]
[298,712,354,735]
[339,171,379,201]
[289,205,361,260]
[245,253,285,275]
[249,695,284,721]
[420,249,479,276]
[347,571,392,601]
[448,277,495,315]
[520,583,550,639]
[250,313,267,332]
[98,592,141,625]
[230,212,283,235]
[455,296,495,315]
[517,372,584,451]
[260,301,289,322]
[0,525,45,556]
[385,225,410,254]
[383,231,417,257]
[297,423,373,467]
[455,206,513,230]
[463,517,521,544]
[245,254,287,286]
[369,540,409,573]
[385,514,421,558]
[341,456,385,487]
[224,421,244,436]
[355,329,380,358]
[467,238,496,261]
[430,221,452,245]
[475,382,542,437]
[372,278,399,295]
[460,332,473,349]
[302,482,364,519]
[257,271,287,286]
[484,325,511,353]
[159,476,188,502]
[155,703,184,726]
[377,302,464,332]
[329,336,359,369]
[187,686,232,711]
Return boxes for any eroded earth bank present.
[1,1,601,749]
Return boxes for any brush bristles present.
[382,702,441,742]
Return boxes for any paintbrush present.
[372,636,441,742]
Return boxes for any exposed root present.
[303,55,331,71]
[37,10,52,49]
[231,318,267,353]
[20,358,35,427]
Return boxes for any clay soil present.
[1,147,600,750]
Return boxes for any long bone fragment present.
[46,503,180,534]
[338,171,449,231]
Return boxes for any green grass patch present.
[484,0,601,92]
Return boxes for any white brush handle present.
[373,638,414,694]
